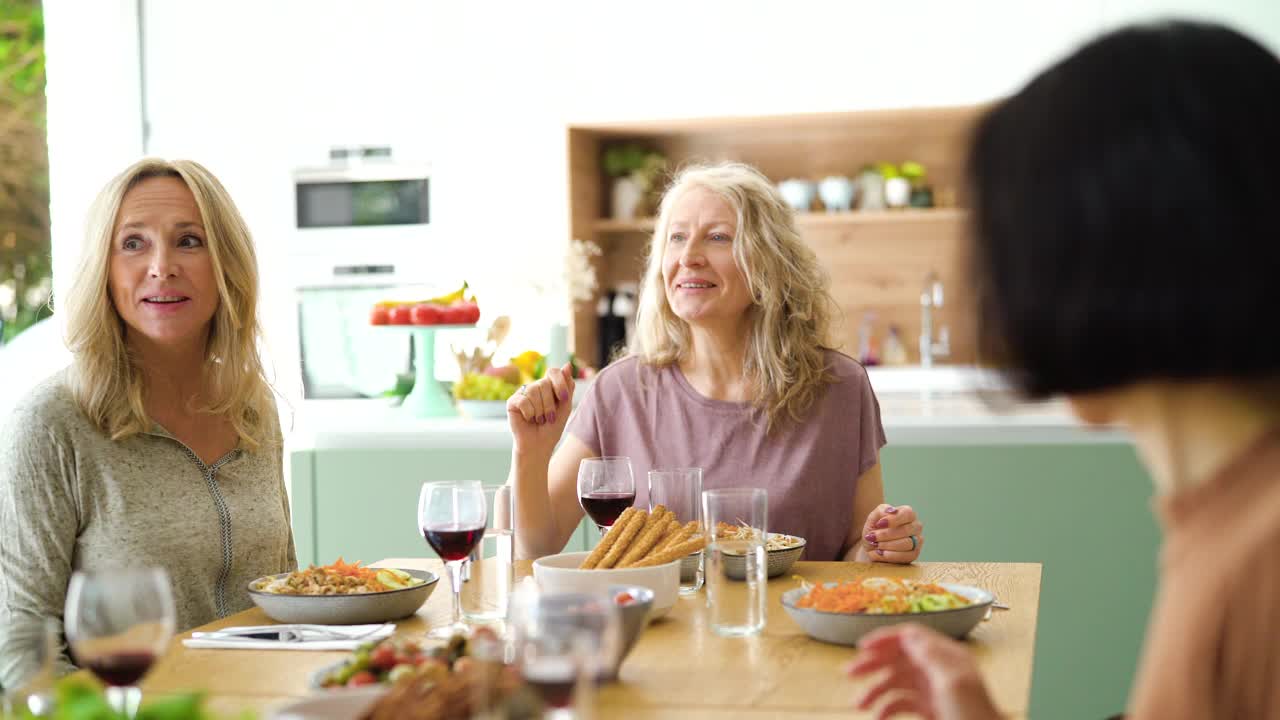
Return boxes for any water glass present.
[64,568,176,719]
[648,468,703,594]
[702,488,767,637]
[462,484,515,623]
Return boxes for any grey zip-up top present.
[0,370,296,690]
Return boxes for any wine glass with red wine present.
[418,480,488,639]
[64,568,176,719]
[509,589,620,719]
[577,457,635,536]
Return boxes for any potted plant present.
[603,143,667,219]
[901,161,934,208]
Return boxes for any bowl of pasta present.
[248,559,438,625]
[713,523,806,580]
[780,577,993,646]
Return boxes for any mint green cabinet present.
[290,448,593,566]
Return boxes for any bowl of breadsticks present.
[533,506,707,619]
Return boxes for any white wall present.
[39,0,1280,400]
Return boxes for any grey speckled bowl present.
[720,536,806,580]
[247,569,438,625]
[780,582,993,646]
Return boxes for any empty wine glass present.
[577,457,635,536]
[64,568,176,719]
[419,480,488,639]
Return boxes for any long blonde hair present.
[64,158,276,450]
[630,162,838,430]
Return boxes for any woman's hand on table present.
[857,504,924,563]
[506,362,576,459]
[845,624,1000,720]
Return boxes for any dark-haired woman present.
[846,21,1280,720]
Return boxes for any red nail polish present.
[875,518,889,529]
[885,506,898,514]
[864,533,877,544]
[875,549,885,556]
[548,411,556,424]
[560,390,569,402]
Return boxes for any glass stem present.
[106,686,142,719]
[448,560,464,628]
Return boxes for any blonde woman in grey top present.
[0,159,296,690]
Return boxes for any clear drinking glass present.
[418,480,488,639]
[462,484,515,623]
[702,488,768,637]
[508,588,620,719]
[577,457,635,536]
[648,468,704,594]
[64,568,176,719]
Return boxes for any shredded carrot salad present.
[795,577,971,614]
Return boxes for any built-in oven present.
[291,147,432,399]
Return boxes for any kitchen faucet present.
[919,271,950,368]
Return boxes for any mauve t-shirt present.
[566,351,886,560]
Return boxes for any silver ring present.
[908,535,918,551]
[518,384,527,395]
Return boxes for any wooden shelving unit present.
[567,105,984,369]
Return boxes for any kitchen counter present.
[286,391,1127,451]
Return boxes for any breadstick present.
[579,507,638,569]
[631,534,708,567]
[650,520,698,558]
[597,509,647,569]
[649,519,682,555]
[618,507,672,568]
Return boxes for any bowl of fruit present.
[454,369,520,419]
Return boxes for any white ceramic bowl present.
[532,551,680,619]
[780,582,993,646]
[456,399,509,419]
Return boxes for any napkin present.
[182,623,395,651]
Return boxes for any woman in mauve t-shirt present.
[506,162,925,564]
[846,22,1280,720]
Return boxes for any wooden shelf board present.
[593,208,966,234]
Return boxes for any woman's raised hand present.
[506,362,576,459]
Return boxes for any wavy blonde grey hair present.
[630,162,838,431]
[63,158,276,450]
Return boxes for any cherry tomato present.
[370,645,397,671]
[389,306,413,325]
[615,591,635,606]
[370,307,390,325]
[348,670,378,687]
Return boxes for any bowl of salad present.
[780,577,993,646]
[311,632,482,690]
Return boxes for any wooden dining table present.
[140,559,1042,719]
